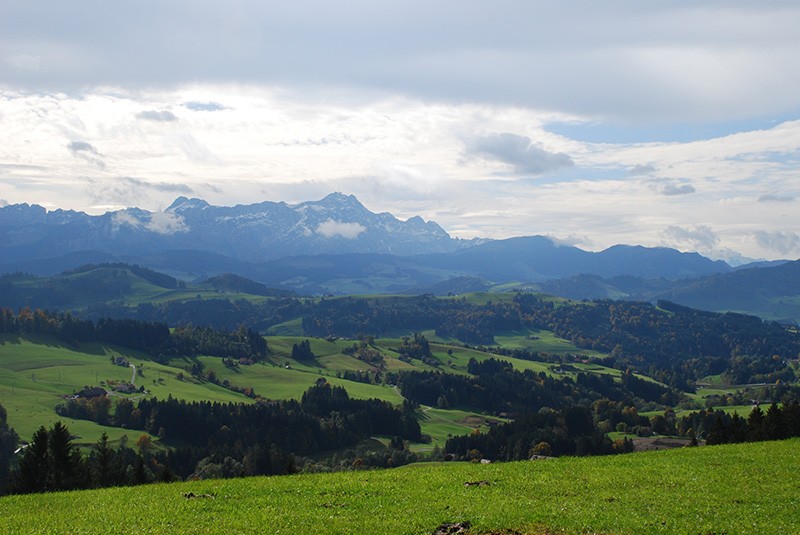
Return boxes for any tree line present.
[3,383,422,494]
[444,405,632,461]
[392,357,682,416]
[675,402,800,445]
[0,308,267,361]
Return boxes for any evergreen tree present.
[12,422,85,493]
[89,432,115,488]
[291,339,314,360]
[764,403,786,440]
[47,421,82,491]
[748,406,766,441]
[0,404,19,492]
[13,426,49,493]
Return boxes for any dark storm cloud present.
[465,133,573,175]
[136,110,178,122]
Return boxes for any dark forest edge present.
[6,394,800,497]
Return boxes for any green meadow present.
[1,439,798,534]
[0,329,679,448]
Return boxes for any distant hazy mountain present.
[537,260,800,324]
[414,237,730,281]
[227,237,731,295]
[654,259,800,322]
[0,193,465,264]
[0,193,739,291]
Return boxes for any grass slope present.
[0,331,666,448]
[1,439,798,534]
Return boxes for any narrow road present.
[130,363,136,385]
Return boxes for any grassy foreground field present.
[2,439,799,534]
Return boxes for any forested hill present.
[298,294,798,389]
[538,259,800,324]
[3,288,797,390]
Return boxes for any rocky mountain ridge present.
[0,193,465,263]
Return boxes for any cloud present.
[629,164,656,176]
[316,219,366,239]
[752,230,800,255]
[548,234,594,248]
[88,176,193,207]
[171,132,219,163]
[111,210,142,228]
[661,183,696,196]
[464,133,574,175]
[661,225,720,252]
[67,140,99,154]
[146,211,188,234]
[183,101,226,112]
[118,176,193,194]
[67,140,105,169]
[136,110,178,122]
[111,209,188,234]
[6,54,41,72]
[6,3,800,123]
[758,193,794,203]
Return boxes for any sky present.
[1,1,799,263]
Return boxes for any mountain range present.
[0,193,463,264]
[0,193,732,279]
[1,193,799,323]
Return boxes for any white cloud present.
[548,234,594,249]
[146,211,188,234]
[661,225,720,253]
[6,54,41,72]
[111,210,141,229]
[111,209,188,234]
[136,110,178,122]
[752,230,800,256]
[0,85,799,260]
[316,219,366,239]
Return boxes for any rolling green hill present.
[0,264,280,311]
[0,331,628,449]
[1,438,797,533]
